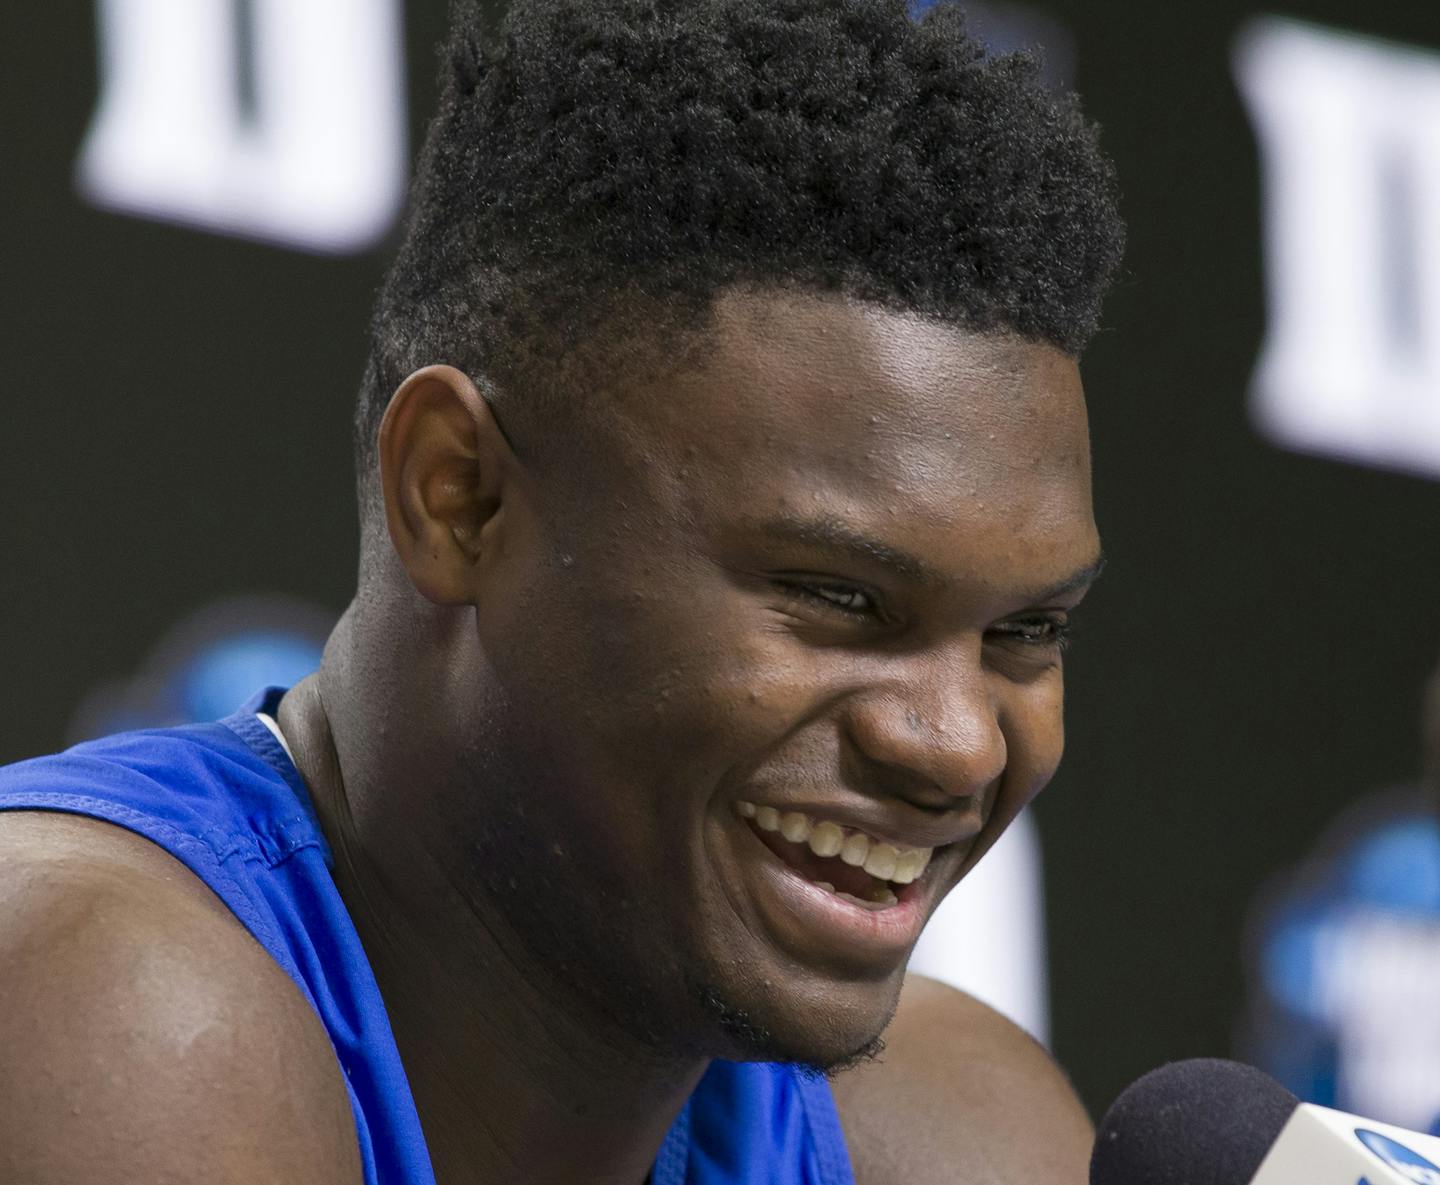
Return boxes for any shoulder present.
[830,974,1092,1185]
[0,812,362,1185]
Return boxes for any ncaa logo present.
[1356,1129,1440,1185]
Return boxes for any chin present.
[690,970,901,1073]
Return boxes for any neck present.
[279,610,706,1185]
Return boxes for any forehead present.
[594,291,1098,591]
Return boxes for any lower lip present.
[738,821,930,966]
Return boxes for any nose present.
[841,649,1007,801]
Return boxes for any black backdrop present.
[4,0,1439,1117]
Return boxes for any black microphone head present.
[1090,1059,1300,1185]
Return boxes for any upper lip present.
[736,795,983,852]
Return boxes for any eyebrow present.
[1039,555,1107,600]
[756,515,1106,602]
[759,517,940,585]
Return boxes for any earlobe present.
[377,365,511,606]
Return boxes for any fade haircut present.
[356,0,1124,479]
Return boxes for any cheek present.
[997,671,1068,808]
[610,624,817,772]
[506,562,800,788]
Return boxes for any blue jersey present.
[0,688,854,1185]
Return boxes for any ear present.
[377,365,517,605]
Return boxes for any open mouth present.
[735,801,933,911]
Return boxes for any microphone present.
[1090,1058,1440,1185]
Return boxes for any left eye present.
[990,616,1071,647]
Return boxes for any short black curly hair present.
[357,0,1123,475]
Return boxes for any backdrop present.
[4,0,1439,1119]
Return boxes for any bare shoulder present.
[0,812,361,1185]
[830,974,1093,1185]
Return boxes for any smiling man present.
[0,1,1122,1182]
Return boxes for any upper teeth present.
[736,801,933,885]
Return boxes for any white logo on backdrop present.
[77,0,407,253]
[1234,18,1440,480]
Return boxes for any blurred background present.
[3,0,1440,1127]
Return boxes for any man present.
[0,0,1123,1181]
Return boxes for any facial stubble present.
[460,750,895,1074]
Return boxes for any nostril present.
[841,690,1005,801]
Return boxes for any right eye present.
[772,578,884,623]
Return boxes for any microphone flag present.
[1252,1105,1440,1185]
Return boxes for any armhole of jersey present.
[0,789,289,974]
